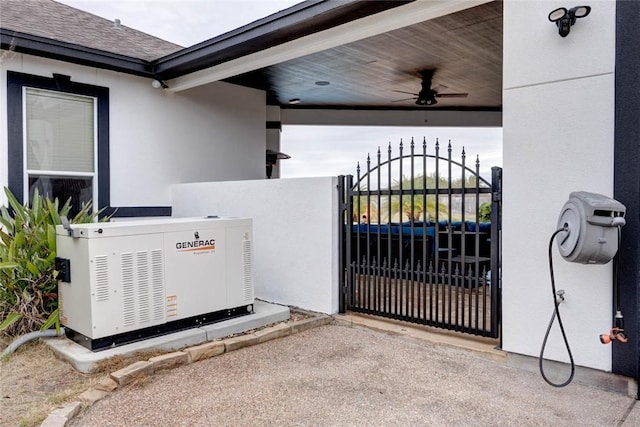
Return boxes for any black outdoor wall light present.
[548,5,591,37]
[266,149,291,179]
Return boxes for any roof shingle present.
[0,0,182,61]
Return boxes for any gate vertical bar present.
[398,140,404,319]
[434,139,440,326]
[346,174,354,309]
[366,154,373,312]
[338,175,346,313]
[355,164,363,311]
[387,144,395,317]
[421,137,428,322]
[474,156,481,331]
[409,138,415,319]
[490,166,502,338]
[447,141,453,326]
[459,147,466,330]
[376,147,382,313]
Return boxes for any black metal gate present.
[338,138,502,338]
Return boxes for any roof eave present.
[1,29,154,77]
[152,0,413,80]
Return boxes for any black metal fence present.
[338,138,502,338]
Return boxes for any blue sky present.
[58,0,503,178]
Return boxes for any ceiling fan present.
[392,70,468,106]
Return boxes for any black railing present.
[349,260,492,333]
[338,138,502,338]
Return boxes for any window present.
[25,88,97,216]
[7,72,110,216]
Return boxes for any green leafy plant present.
[478,201,491,223]
[0,187,107,337]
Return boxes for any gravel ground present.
[70,323,634,426]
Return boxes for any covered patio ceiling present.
[223,1,502,112]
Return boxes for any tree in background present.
[479,201,491,222]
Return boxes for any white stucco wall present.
[171,177,340,314]
[0,53,266,207]
[502,1,616,371]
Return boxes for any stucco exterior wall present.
[502,1,616,371]
[0,53,266,207]
[171,178,340,315]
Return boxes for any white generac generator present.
[55,217,254,350]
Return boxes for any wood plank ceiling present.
[225,1,503,110]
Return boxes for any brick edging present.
[40,311,332,427]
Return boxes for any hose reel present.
[540,191,626,387]
[556,191,626,264]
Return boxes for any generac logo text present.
[176,239,215,252]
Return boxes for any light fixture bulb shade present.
[151,80,162,89]
[570,5,591,18]
[548,7,567,22]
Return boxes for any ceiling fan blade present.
[391,97,417,103]
[392,90,419,96]
[435,93,468,98]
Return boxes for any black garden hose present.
[539,227,575,388]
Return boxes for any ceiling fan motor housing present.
[556,191,626,264]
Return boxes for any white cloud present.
[281,126,503,179]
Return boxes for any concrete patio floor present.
[67,317,639,427]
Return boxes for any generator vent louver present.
[119,249,165,328]
[136,251,150,324]
[94,255,109,302]
[242,239,253,301]
[121,252,135,327]
[151,249,164,321]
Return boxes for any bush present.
[0,187,105,337]
[478,202,491,223]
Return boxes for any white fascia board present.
[167,0,493,92]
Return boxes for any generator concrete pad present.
[201,300,291,340]
[45,300,290,373]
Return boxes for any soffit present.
[224,1,503,110]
